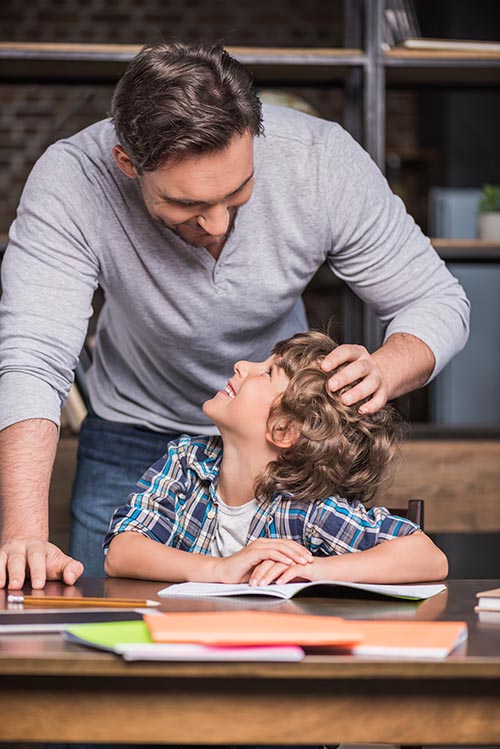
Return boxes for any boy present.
[104,331,447,583]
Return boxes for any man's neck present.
[216,435,278,507]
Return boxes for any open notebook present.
[159,580,447,601]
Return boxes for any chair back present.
[388,498,424,530]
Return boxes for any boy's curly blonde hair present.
[254,331,403,504]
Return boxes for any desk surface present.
[1,578,500,745]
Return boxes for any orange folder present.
[350,620,468,658]
[144,611,468,658]
[144,611,363,647]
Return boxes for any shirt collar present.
[185,435,223,483]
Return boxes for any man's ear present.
[266,418,298,449]
[112,145,138,179]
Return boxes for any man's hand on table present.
[0,539,84,589]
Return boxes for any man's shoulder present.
[261,103,344,148]
[49,118,116,162]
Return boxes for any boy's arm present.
[250,531,448,586]
[105,531,313,583]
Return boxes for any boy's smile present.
[203,356,290,441]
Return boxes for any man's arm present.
[322,331,435,414]
[0,142,100,588]
[0,419,84,589]
[321,125,470,412]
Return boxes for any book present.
[144,611,363,647]
[476,587,500,612]
[348,620,468,659]
[475,609,500,625]
[158,580,447,602]
[400,38,500,53]
[0,609,143,634]
[383,0,420,48]
[143,611,467,659]
[63,620,304,662]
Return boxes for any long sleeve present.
[307,497,419,556]
[322,126,470,379]
[0,142,100,430]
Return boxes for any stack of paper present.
[475,587,500,624]
[63,620,305,662]
[144,610,467,659]
[64,610,467,661]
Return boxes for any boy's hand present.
[249,557,327,586]
[213,539,313,584]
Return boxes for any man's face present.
[203,356,290,442]
[114,130,254,257]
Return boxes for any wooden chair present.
[388,498,424,530]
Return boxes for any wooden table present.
[1,578,500,746]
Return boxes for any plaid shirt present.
[104,435,418,556]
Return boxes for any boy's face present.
[203,356,290,441]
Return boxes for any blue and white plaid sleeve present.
[306,497,419,556]
[103,438,188,551]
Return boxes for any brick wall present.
[0,1,417,234]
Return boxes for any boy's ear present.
[266,418,299,449]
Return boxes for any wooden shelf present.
[385,47,500,62]
[432,238,500,263]
[385,47,500,86]
[0,42,366,84]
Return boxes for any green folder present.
[64,619,152,652]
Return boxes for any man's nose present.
[197,205,230,236]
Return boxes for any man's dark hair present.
[110,41,264,174]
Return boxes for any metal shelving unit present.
[1,0,500,435]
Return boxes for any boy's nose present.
[234,360,250,377]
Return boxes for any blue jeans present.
[69,408,182,577]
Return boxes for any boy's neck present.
[216,434,278,507]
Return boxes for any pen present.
[7,594,161,608]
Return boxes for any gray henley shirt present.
[0,105,470,434]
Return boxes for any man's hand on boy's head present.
[321,343,389,415]
[213,538,313,585]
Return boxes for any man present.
[0,41,469,587]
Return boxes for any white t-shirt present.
[210,493,258,557]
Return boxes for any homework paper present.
[158,580,446,601]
